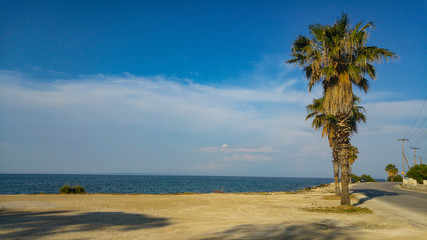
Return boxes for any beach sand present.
[0,186,425,239]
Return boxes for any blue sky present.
[0,0,426,178]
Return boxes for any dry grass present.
[302,206,372,214]
[235,192,274,195]
[322,194,357,200]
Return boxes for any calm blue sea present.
[0,174,334,195]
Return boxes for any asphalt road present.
[351,182,427,228]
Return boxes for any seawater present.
[0,174,334,194]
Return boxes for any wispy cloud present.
[193,164,224,170]
[0,69,424,177]
[201,145,278,153]
[222,154,274,162]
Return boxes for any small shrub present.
[59,185,86,194]
[59,185,72,194]
[73,185,86,194]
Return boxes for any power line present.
[410,129,427,147]
[409,119,427,142]
[405,95,427,138]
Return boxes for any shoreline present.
[1,184,425,239]
[1,183,336,196]
[0,174,338,195]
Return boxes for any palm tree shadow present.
[196,220,355,240]
[351,189,400,206]
[0,210,170,239]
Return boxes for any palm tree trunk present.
[340,157,351,205]
[333,159,341,196]
[329,138,340,196]
[336,113,352,206]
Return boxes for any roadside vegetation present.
[388,175,403,182]
[385,164,399,182]
[406,164,427,184]
[351,174,376,182]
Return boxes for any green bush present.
[360,174,376,182]
[59,185,72,194]
[351,174,360,182]
[73,185,86,194]
[406,164,427,184]
[387,175,403,182]
[59,185,86,194]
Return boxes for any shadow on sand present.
[0,210,170,239]
[196,219,355,240]
[351,189,399,206]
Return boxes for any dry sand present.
[0,186,425,239]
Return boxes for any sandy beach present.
[0,186,425,240]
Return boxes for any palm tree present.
[385,164,398,182]
[348,145,359,177]
[306,96,366,196]
[288,13,396,205]
[306,97,340,195]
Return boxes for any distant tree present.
[406,164,427,184]
[351,174,360,182]
[385,164,398,182]
[352,173,376,182]
[360,174,376,182]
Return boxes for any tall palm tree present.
[289,13,396,205]
[306,96,366,196]
[385,164,398,182]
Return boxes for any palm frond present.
[287,13,397,117]
[351,76,370,93]
[323,66,338,78]
[309,24,325,41]
[360,47,398,63]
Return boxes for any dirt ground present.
[0,187,425,239]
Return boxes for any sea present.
[0,174,334,195]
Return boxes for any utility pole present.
[397,139,409,176]
[411,147,420,166]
